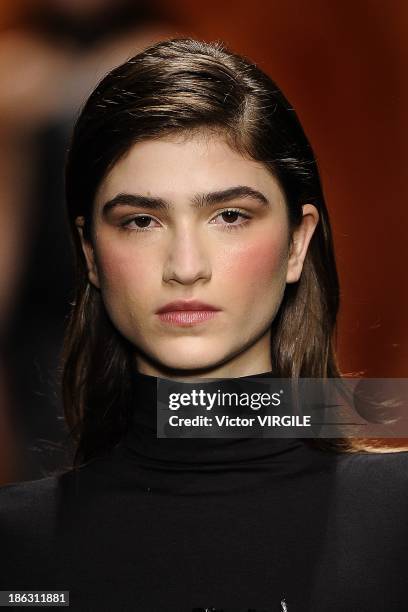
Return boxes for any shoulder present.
[0,474,60,504]
[0,475,67,587]
[332,449,408,513]
[334,448,408,481]
[0,475,62,535]
[0,462,96,517]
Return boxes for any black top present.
[1,369,407,612]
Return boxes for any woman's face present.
[77,133,318,379]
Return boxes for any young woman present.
[1,37,407,612]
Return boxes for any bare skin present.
[77,133,319,381]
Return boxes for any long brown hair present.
[62,37,404,466]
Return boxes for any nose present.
[162,225,211,285]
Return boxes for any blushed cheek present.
[220,236,288,292]
[96,244,142,282]
[96,251,155,330]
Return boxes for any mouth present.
[156,310,220,326]
[155,299,221,326]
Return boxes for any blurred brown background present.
[0,0,406,484]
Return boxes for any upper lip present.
[156,299,221,313]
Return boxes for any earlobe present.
[75,216,100,289]
[286,204,319,284]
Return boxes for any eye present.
[210,208,251,230]
[119,208,252,233]
[120,215,160,232]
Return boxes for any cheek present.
[219,236,288,294]
[96,243,155,299]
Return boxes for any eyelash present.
[119,208,252,233]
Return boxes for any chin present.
[159,353,224,372]
[148,341,230,374]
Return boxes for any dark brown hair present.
[62,37,401,466]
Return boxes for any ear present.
[75,216,100,289]
[286,204,319,284]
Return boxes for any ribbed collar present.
[121,368,309,471]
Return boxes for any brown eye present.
[121,215,159,231]
[134,216,152,228]
[221,210,240,223]
[210,208,251,230]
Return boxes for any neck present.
[134,342,273,381]
[116,366,320,494]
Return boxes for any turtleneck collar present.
[121,368,308,470]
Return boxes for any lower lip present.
[157,310,220,325]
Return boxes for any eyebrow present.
[101,185,269,216]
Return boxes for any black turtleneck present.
[0,369,408,611]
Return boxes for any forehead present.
[94,133,286,208]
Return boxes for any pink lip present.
[157,310,219,326]
[156,299,220,314]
